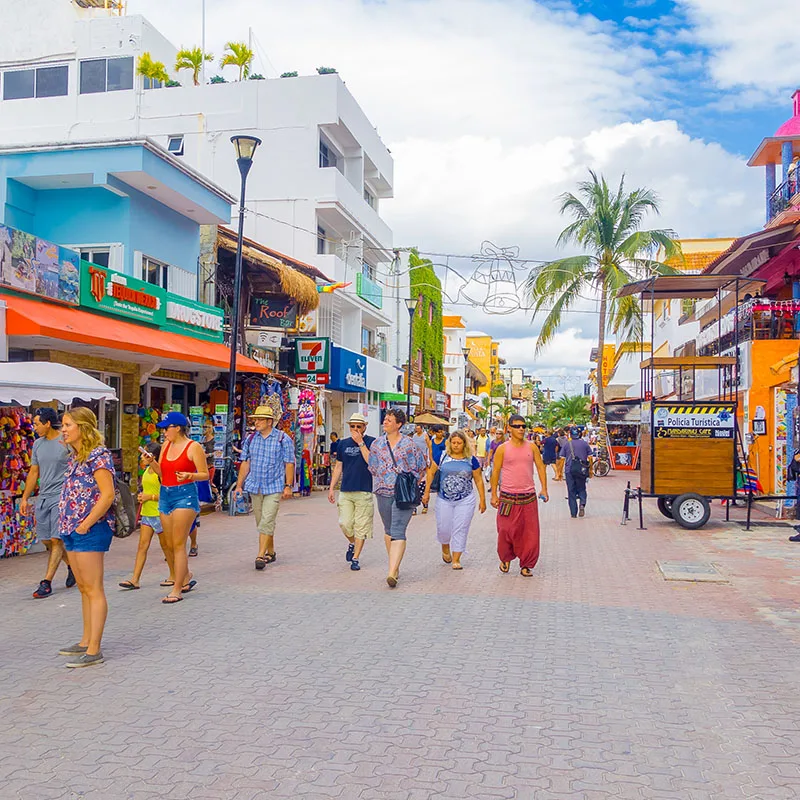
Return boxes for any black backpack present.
[112,479,137,538]
[569,440,590,479]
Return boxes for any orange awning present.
[5,294,269,374]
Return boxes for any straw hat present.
[249,405,275,419]
[347,412,367,424]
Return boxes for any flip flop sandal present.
[162,595,183,604]
[264,552,277,564]
[520,568,533,578]
[160,580,175,587]
[255,557,267,570]
[442,555,452,564]
[499,561,511,574]
[452,564,463,570]
[188,547,198,557]
[181,580,197,593]
[118,581,140,590]
[386,575,398,588]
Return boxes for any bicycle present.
[592,451,611,477]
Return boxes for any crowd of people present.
[20,403,596,668]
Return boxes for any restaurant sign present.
[249,294,298,329]
[80,260,166,325]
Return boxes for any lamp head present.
[404,297,419,316]
[231,135,262,179]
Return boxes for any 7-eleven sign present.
[294,337,330,376]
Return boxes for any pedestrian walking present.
[119,444,171,590]
[422,430,486,569]
[475,427,489,469]
[327,412,375,571]
[541,430,559,480]
[411,423,431,513]
[429,425,447,495]
[564,426,592,518]
[56,408,115,668]
[142,411,208,604]
[233,405,295,570]
[368,408,427,588]
[20,408,74,599]
[490,414,548,577]
[554,428,568,481]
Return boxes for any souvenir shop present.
[0,362,116,558]
[604,400,641,470]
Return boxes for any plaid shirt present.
[241,428,295,496]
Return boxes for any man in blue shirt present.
[234,405,295,569]
[328,413,375,571]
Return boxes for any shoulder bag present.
[388,438,421,510]
[568,439,590,479]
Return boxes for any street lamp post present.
[461,346,470,414]
[490,365,496,424]
[224,134,262,497]
[404,297,419,419]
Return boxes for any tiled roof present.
[665,251,725,273]
[442,315,465,328]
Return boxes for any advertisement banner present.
[653,403,735,439]
[329,345,367,393]
[79,260,166,325]
[249,294,298,329]
[163,293,224,342]
[294,337,330,376]
[0,225,79,304]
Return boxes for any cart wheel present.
[671,493,711,530]
[656,496,674,519]
[593,459,611,477]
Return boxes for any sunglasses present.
[349,424,365,429]
[509,424,526,429]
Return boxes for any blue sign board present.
[329,345,367,393]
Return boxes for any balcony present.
[697,299,800,355]
[768,176,800,225]
[356,272,382,309]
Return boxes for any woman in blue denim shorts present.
[56,407,116,668]
[142,412,209,604]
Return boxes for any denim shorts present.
[62,521,114,553]
[159,483,200,515]
[140,515,163,534]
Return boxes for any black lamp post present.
[461,346,470,413]
[224,134,261,495]
[404,297,419,419]
[490,365,496,423]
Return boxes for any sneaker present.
[32,580,52,599]
[65,566,76,588]
[65,652,104,669]
[350,558,361,571]
[346,543,355,562]
[579,505,585,518]
[59,643,88,656]
[789,533,800,542]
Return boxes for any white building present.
[0,0,404,405]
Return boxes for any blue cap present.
[156,411,189,429]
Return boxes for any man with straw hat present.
[234,405,295,569]
[328,412,375,571]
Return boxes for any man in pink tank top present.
[490,414,549,577]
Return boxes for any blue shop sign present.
[330,345,367,393]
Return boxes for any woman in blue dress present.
[422,430,486,569]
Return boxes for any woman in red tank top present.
[142,412,209,604]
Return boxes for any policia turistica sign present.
[653,404,735,439]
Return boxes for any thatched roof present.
[217,227,327,313]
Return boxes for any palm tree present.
[175,47,214,86]
[525,171,681,451]
[220,42,254,81]
[137,52,169,86]
[550,394,590,426]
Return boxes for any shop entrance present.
[74,371,122,450]
[146,379,196,414]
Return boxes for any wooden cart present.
[618,274,764,529]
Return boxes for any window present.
[319,135,343,173]
[75,372,122,450]
[3,65,68,100]
[364,187,375,208]
[361,326,375,356]
[428,301,434,324]
[167,135,184,156]
[417,293,424,317]
[143,76,163,90]
[142,255,169,289]
[362,261,376,280]
[416,349,423,371]
[79,247,110,268]
[681,298,696,318]
[80,57,133,94]
[317,225,327,256]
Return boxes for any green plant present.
[165,79,181,88]
[210,75,227,84]
[280,71,298,78]
[248,73,265,80]
[316,66,338,75]
[409,250,444,392]
[175,46,214,86]
[220,41,254,81]
[525,170,681,452]
[137,52,169,86]
[549,394,591,426]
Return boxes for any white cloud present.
[678,0,800,94]
[127,0,766,392]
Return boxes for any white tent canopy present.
[0,362,118,405]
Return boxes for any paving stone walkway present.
[2,472,799,799]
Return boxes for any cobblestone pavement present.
[2,472,800,799]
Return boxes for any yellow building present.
[466,332,500,394]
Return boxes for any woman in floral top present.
[368,408,426,588]
[57,407,116,669]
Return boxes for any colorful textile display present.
[0,407,36,558]
[297,389,315,435]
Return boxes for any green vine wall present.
[409,250,444,392]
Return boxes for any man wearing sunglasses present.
[490,414,548,577]
[328,413,375,571]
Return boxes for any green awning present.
[380,392,407,402]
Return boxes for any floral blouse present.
[59,446,116,536]
[368,435,427,497]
